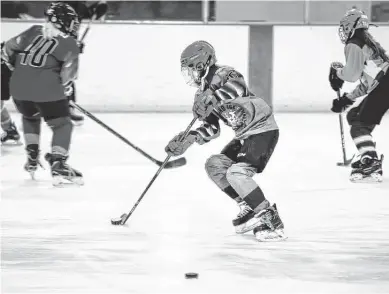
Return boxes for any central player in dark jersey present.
[2,2,83,186]
[165,41,286,242]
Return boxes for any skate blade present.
[350,173,383,183]
[52,175,84,187]
[1,140,23,146]
[235,217,263,234]
[255,229,288,242]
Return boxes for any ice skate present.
[45,153,84,186]
[253,203,287,242]
[69,106,84,126]
[1,122,21,145]
[24,146,43,180]
[233,201,263,234]
[350,153,383,183]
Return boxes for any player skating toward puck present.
[329,9,389,183]
[2,2,83,186]
[165,41,286,242]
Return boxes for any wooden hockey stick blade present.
[162,157,187,169]
[336,155,355,166]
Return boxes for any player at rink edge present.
[329,8,389,183]
[2,2,83,186]
[165,41,286,242]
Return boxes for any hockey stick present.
[69,101,187,169]
[111,117,198,226]
[79,15,95,43]
[336,90,355,166]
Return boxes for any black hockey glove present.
[90,1,108,20]
[77,41,85,54]
[329,62,345,91]
[331,93,354,113]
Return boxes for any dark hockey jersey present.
[193,65,278,143]
[3,25,79,102]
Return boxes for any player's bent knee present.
[205,154,234,177]
[47,116,73,131]
[226,162,256,182]
[226,162,256,183]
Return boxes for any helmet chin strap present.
[200,66,210,91]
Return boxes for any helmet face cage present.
[44,2,78,35]
[180,41,216,87]
[338,9,369,44]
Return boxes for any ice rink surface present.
[1,113,389,294]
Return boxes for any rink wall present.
[1,21,389,112]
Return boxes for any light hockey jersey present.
[192,65,278,144]
[336,37,389,100]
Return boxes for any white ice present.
[1,113,389,294]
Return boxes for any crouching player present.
[1,42,21,145]
[2,2,83,186]
[329,9,389,182]
[165,41,286,242]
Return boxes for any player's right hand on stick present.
[165,132,198,156]
[331,93,354,113]
[63,81,74,96]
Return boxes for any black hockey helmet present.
[44,2,79,35]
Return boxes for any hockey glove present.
[165,131,198,157]
[331,93,354,113]
[193,89,218,120]
[90,1,108,20]
[64,81,74,96]
[329,62,345,91]
[77,41,85,54]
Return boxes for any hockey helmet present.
[180,40,216,87]
[338,9,369,44]
[44,2,79,35]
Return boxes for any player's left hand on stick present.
[329,61,345,91]
[77,41,85,54]
[331,93,354,113]
[165,132,197,157]
[193,89,217,120]
[91,1,108,20]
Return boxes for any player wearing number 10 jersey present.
[2,2,83,186]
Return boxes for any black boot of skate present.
[253,203,287,242]
[233,201,264,234]
[69,105,84,126]
[45,153,84,186]
[24,145,42,179]
[1,122,21,145]
[350,152,383,183]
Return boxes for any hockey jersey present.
[336,37,389,100]
[193,65,278,143]
[3,25,79,102]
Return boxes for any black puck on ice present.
[185,272,198,279]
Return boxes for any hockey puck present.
[185,272,198,279]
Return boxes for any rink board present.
[1,21,389,112]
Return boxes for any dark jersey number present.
[20,35,58,67]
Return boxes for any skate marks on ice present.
[2,114,389,294]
